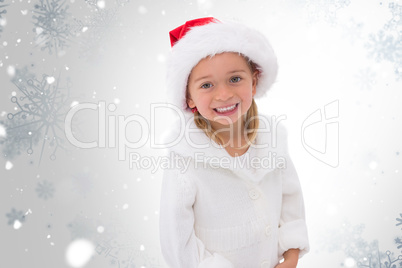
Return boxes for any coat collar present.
[162,112,287,183]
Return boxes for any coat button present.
[265,225,271,237]
[248,189,260,200]
[260,259,270,268]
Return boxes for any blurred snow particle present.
[96,0,105,9]
[369,161,377,170]
[21,10,28,15]
[7,65,15,77]
[326,203,338,216]
[97,226,104,233]
[70,101,79,107]
[157,54,166,62]
[138,5,147,14]
[344,257,355,267]
[0,18,6,27]
[65,239,95,268]
[122,203,129,210]
[46,76,55,84]
[5,160,13,170]
[140,244,145,251]
[108,103,116,112]
[161,10,166,15]
[0,123,6,138]
[113,98,120,104]
[197,0,213,11]
[13,220,22,229]
[35,27,43,35]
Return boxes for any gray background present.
[1,0,402,267]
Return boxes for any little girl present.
[159,17,310,268]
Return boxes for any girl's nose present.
[214,84,233,101]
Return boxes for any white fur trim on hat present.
[166,19,278,112]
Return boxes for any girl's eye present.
[201,83,212,89]
[230,77,241,83]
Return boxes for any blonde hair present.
[186,54,260,150]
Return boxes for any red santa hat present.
[166,17,278,113]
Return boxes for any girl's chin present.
[211,115,242,126]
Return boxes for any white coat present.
[159,112,310,268]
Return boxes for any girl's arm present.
[159,166,234,268]
[277,124,310,262]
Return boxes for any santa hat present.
[166,17,278,113]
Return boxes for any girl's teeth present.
[216,104,237,112]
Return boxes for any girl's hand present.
[274,260,297,268]
[275,248,300,268]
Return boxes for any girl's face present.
[187,52,258,128]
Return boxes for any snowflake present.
[71,169,94,197]
[341,19,364,45]
[385,2,402,32]
[5,208,26,226]
[1,67,71,165]
[365,30,402,63]
[354,68,377,91]
[36,180,55,200]
[395,237,402,250]
[322,214,402,268]
[394,59,402,81]
[115,0,131,7]
[321,221,383,265]
[0,115,41,159]
[71,4,120,62]
[0,0,8,37]
[397,214,402,227]
[95,224,164,268]
[32,0,72,55]
[67,214,98,240]
[304,0,351,25]
[358,250,402,268]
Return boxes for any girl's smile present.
[213,102,239,115]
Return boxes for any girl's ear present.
[187,98,195,109]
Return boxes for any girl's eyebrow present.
[227,70,247,74]
[193,75,212,83]
[193,70,247,83]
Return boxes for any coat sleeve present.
[159,166,234,268]
[277,124,310,260]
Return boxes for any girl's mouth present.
[213,103,239,115]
